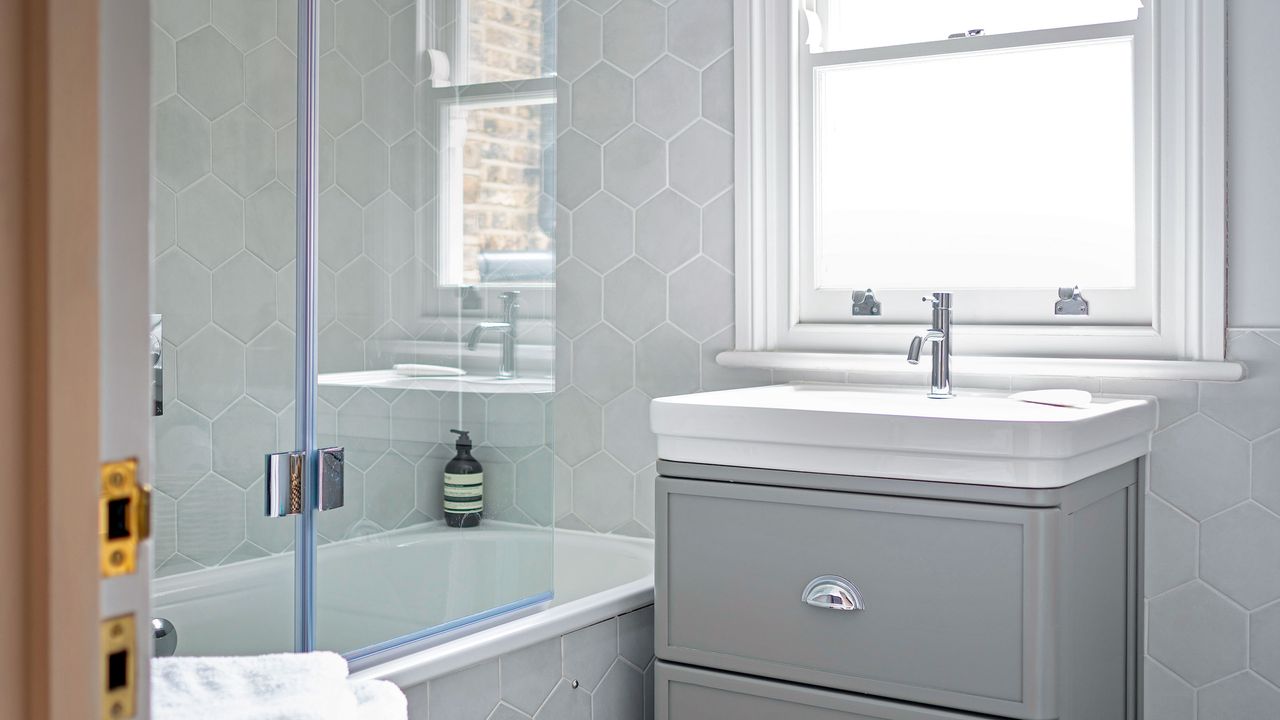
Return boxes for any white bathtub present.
[153,523,654,684]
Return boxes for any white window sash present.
[732,0,1227,364]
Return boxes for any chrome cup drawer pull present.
[803,575,866,611]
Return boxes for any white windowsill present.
[717,351,1245,382]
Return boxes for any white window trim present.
[728,0,1240,381]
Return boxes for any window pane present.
[448,99,555,286]
[463,0,552,82]
[818,0,1140,52]
[813,38,1136,290]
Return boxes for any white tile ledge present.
[717,351,1246,382]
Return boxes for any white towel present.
[351,679,408,720]
[153,652,360,720]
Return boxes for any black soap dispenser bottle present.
[444,429,483,527]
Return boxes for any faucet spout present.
[465,322,508,351]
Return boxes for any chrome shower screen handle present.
[803,575,866,611]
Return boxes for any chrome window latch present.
[1055,286,1090,316]
[265,447,345,517]
[851,289,882,316]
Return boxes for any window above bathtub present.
[728,0,1236,378]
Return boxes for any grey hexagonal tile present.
[154,249,211,345]
[428,660,499,720]
[1148,581,1248,687]
[245,40,297,129]
[1201,502,1280,609]
[389,262,434,338]
[1255,430,1280,516]
[573,453,633,532]
[634,465,655,533]
[245,323,295,412]
[636,189,698,272]
[668,255,732,341]
[177,474,246,565]
[245,182,295,270]
[1253,601,1280,688]
[319,187,363,270]
[336,124,390,205]
[563,617,618,691]
[533,680,590,720]
[336,388,391,470]
[318,322,365,373]
[389,133,436,208]
[177,326,246,418]
[635,323,698,398]
[557,130,602,211]
[154,96,211,192]
[603,125,666,207]
[212,106,277,196]
[390,390,439,458]
[154,181,177,256]
[388,6,420,79]
[603,390,656,472]
[701,51,733,131]
[500,637,561,716]
[556,2,603,82]
[319,51,362,136]
[669,120,732,204]
[212,0,275,52]
[515,448,555,525]
[177,175,244,269]
[554,388,603,467]
[1201,333,1280,440]
[211,397,277,488]
[1144,494,1198,597]
[176,27,244,119]
[592,659,643,720]
[1197,671,1280,719]
[603,0,665,75]
[414,443,449,520]
[154,401,212,497]
[1142,659,1193,720]
[668,0,732,70]
[573,193,632,273]
[212,251,276,342]
[275,122,297,190]
[556,259,602,339]
[571,64,633,143]
[701,188,732,269]
[635,56,699,140]
[364,192,414,271]
[619,605,654,668]
[335,0,389,73]
[488,393,546,452]
[365,452,415,528]
[1150,415,1250,520]
[603,258,664,340]
[154,0,210,39]
[572,324,634,404]
[363,63,413,143]
[151,489,177,565]
[336,257,391,338]
[152,25,177,100]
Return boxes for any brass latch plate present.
[101,614,136,720]
[100,458,150,577]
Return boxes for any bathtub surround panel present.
[556,0,1280,716]
[403,608,655,720]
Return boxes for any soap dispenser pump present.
[444,429,483,527]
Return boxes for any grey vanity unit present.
[649,384,1159,720]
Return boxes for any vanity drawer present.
[656,476,1058,719]
[657,661,993,720]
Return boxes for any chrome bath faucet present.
[907,292,954,398]
[464,291,520,379]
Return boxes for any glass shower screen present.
[150,0,556,660]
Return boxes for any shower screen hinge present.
[1054,286,1090,316]
[265,451,306,517]
[319,447,345,511]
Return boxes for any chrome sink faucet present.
[464,291,520,379]
[907,292,954,398]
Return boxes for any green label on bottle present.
[444,472,483,513]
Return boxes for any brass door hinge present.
[101,614,136,720]
[100,458,150,577]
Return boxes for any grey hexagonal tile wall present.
[176,27,244,119]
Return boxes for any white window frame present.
[728,0,1239,380]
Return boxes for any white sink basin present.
[650,384,1157,488]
